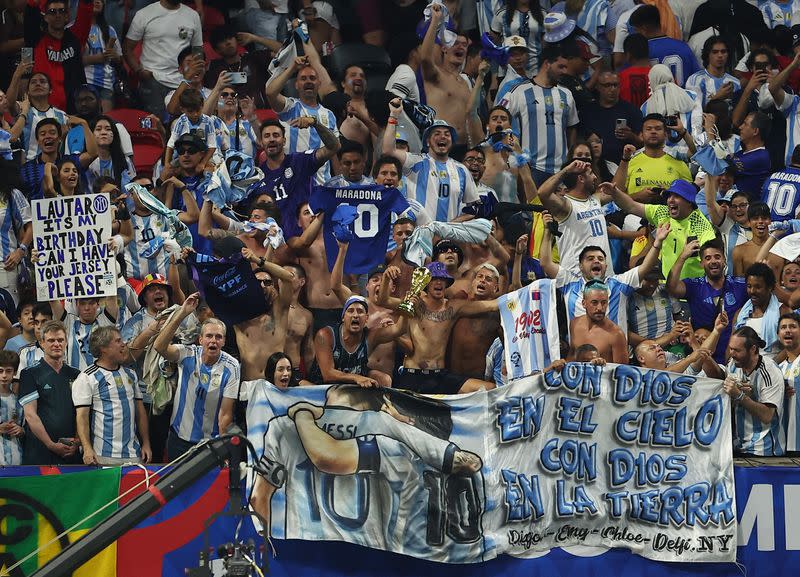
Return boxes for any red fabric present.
[618,66,651,109]
[774,55,800,94]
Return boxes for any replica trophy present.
[397,267,432,317]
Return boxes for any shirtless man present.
[198,199,272,262]
[339,65,379,148]
[447,263,502,379]
[379,262,498,394]
[287,203,342,332]
[569,282,628,364]
[235,251,295,381]
[732,202,771,277]
[283,263,314,382]
[420,4,471,147]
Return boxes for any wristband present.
[18,243,28,255]
[735,390,745,402]
[387,118,398,125]
[259,257,266,267]
[620,157,630,162]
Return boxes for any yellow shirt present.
[626,152,692,194]
[645,205,716,279]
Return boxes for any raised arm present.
[537,161,586,221]
[703,174,726,227]
[286,210,324,253]
[265,56,306,113]
[768,51,800,108]
[666,239,696,299]
[635,223,670,278]
[376,265,404,310]
[601,181,646,218]
[509,234,528,292]
[382,98,408,165]
[538,212,560,279]
[467,61,490,145]
[419,3,444,81]
[613,144,635,192]
[330,240,353,303]
[153,292,200,362]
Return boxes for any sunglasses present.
[220,91,237,98]
[47,7,67,15]
[177,147,200,156]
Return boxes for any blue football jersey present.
[761,166,800,221]
[309,184,409,274]
[648,37,700,87]
[251,151,318,239]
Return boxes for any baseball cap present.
[342,295,368,318]
[663,179,698,205]
[211,235,245,259]
[137,273,173,307]
[426,261,454,286]
[174,132,208,152]
[368,264,387,279]
[503,35,528,50]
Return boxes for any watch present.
[735,390,746,402]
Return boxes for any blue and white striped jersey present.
[555,266,640,329]
[775,93,800,166]
[167,113,219,152]
[500,82,579,174]
[60,310,116,370]
[72,363,142,459]
[83,24,121,91]
[491,7,544,74]
[779,354,800,451]
[22,106,68,161]
[627,285,676,340]
[0,392,22,465]
[125,212,170,281]
[0,189,31,261]
[171,344,240,443]
[15,343,43,379]
[477,0,503,35]
[401,153,478,222]
[278,97,339,185]
[222,117,258,158]
[759,0,800,27]
[727,355,786,456]
[498,278,560,380]
[684,69,740,108]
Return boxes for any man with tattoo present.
[379,262,498,394]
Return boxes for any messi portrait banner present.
[246,363,736,565]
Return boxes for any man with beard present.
[265,56,340,184]
[337,65,378,149]
[608,178,717,280]
[568,282,629,364]
[234,250,297,381]
[538,159,613,275]
[379,262,498,394]
[251,118,339,240]
[419,4,472,149]
[540,212,669,329]
[446,263,502,379]
[383,99,478,224]
[731,263,791,354]
[324,140,373,187]
[776,313,800,454]
[498,44,578,184]
[667,238,748,362]
[613,116,692,201]
[154,293,239,460]
[307,296,403,387]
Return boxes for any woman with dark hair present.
[0,157,32,304]
[490,0,545,75]
[265,352,293,389]
[43,157,83,197]
[82,0,122,111]
[566,137,613,183]
[88,115,134,191]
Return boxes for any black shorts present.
[394,367,469,395]
[309,307,343,333]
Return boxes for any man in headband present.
[307,296,405,387]
[568,281,628,364]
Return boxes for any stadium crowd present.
[0,0,799,468]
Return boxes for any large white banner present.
[247,364,736,564]
[32,193,115,301]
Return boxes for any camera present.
[665,115,679,127]
[754,61,768,72]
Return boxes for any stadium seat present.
[328,43,392,80]
[253,109,279,124]
[106,108,165,178]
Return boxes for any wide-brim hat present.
[137,273,173,307]
[426,261,454,286]
[422,119,457,152]
[663,179,698,205]
[543,12,576,43]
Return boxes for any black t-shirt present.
[19,360,82,465]
[580,100,644,164]
[731,87,787,172]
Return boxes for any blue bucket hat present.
[543,12,576,43]
[426,261,454,286]
[422,119,457,152]
[663,179,698,205]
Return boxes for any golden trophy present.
[397,267,432,317]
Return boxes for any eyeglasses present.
[574,155,592,161]
[439,246,459,253]
[220,91,237,98]
[46,7,67,15]
[463,157,485,164]
[731,202,749,210]
[177,147,200,156]
[141,182,154,191]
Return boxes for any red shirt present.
[618,65,651,109]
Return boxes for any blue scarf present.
[735,294,781,351]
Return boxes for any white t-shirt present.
[770,232,800,263]
[126,3,203,88]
